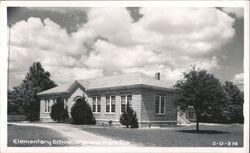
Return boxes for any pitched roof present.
[37,81,76,95]
[38,72,173,96]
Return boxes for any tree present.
[8,88,24,115]
[119,104,139,128]
[223,81,244,123]
[175,66,227,131]
[50,97,69,122]
[8,62,56,121]
[71,97,96,125]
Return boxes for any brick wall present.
[141,88,177,123]
[87,87,142,123]
[40,85,177,127]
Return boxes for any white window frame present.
[44,99,50,113]
[120,95,132,113]
[155,95,166,115]
[105,95,116,114]
[92,96,101,113]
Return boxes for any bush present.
[50,97,69,122]
[131,112,139,128]
[61,108,69,120]
[120,104,139,128]
[71,97,96,125]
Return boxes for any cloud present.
[9,17,100,87]
[26,7,90,14]
[222,7,244,18]
[232,73,244,85]
[9,7,236,88]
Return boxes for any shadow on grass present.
[178,130,229,134]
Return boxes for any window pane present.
[155,96,159,114]
[121,104,125,113]
[97,97,101,112]
[106,105,110,113]
[93,105,96,112]
[45,101,47,112]
[121,95,126,104]
[111,96,115,104]
[92,97,96,112]
[48,101,51,112]
[106,96,110,113]
[160,96,165,114]
[121,95,126,113]
[111,104,115,112]
[97,97,101,105]
[111,96,115,112]
[127,95,132,106]
[97,105,101,112]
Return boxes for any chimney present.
[155,72,160,80]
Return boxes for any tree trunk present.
[196,120,199,131]
[196,113,199,131]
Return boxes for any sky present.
[7,7,244,90]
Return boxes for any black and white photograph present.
[0,1,249,153]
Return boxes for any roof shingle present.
[38,72,172,95]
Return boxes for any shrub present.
[50,97,69,122]
[131,112,139,128]
[71,97,96,125]
[119,104,139,128]
[61,108,69,121]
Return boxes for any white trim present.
[92,96,101,113]
[140,121,177,123]
[120,94,132,113]
[155,95,166,115]
[95,119,119,122]
[104,112,116,115]
[105,95,116,114]
[44,99,51,113]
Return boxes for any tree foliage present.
[71,97,96,125]
[175,66,228,130]
[119,104,139,128]
[8,89,24,115]
[8,62,56,121]
[223,81,244,123]
[50,97,69,122]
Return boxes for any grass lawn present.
[83,123,243,147]
[8,124,78,147]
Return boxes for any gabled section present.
[38,80,86,97]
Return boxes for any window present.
[48,100,51,112]
[44,99,50,113]
[189,111,194,118]
[45,100,48,113]
[106,96,116,113]
[92,96,101,113]
[111,96,115,113]
[155,96,165,115]
[121,95,132,113]
[97,97,101,112]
